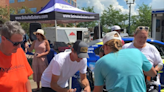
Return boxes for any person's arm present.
[152,45,163,71]
[80,73,91,92]
[26,79,32,92]
[93,60,104,92]
[27,40,36,52]
[20,47,33,92]
[37,40,50,57]
[93,86,103,92]
[50,74,76,92]
[144,67,157,77]
[154,48,163,71]
[141,50,157,77]
[24,42,29,53]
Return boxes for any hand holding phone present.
[35,53,38,56]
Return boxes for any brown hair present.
[40,34,46,40]
[105,39,122,52]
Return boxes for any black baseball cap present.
[73,40,89,58]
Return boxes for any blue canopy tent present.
[10,0,100,39]
[10,0,99,23]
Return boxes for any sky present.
[77,0,164,15]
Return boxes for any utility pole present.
[126,0,135,35]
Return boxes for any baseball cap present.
[73,40,89,58]
[111,25,123,31]
[103,31,122,45]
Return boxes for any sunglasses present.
[138,26,149,30]
[114,30,121,32]
[36,33,41,35]
[7,38,24,46]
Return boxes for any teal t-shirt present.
[94,48,152,92]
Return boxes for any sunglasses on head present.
[6,38,24,46]
[138,26,149,30]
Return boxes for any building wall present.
[0,0,9,8]
[10,0,77,13]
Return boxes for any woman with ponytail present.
[93,31,157,92]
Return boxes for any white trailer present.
[43,27,90,44]
[151,9,164,41]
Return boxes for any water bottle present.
[158,84,161,92]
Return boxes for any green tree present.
[0,6,10,23]
[137,4,151,27]
[129,15,138,34]
[100,5,128,32]
[130,4,151,34]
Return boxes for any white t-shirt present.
[122,42,163,84]
[41,52,87,88]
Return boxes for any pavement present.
[30,79,41,92]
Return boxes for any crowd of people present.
[0,21,163,92]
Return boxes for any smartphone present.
[35,53,38,56]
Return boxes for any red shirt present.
[122,40,125,45]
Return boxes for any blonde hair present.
[105,39,122,52]
[134,26,149,35]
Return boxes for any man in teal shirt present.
[93,31,157,92]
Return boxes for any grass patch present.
[29,75,33,80]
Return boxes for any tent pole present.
[99,20,101,39]
[69,77,72,89]
[55,20,57,41]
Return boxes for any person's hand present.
[67,88,76,92]
[83,86,91,92]
[35,53,42,58]
[152,70,158,81]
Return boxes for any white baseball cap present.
[111,25,122,31]
[103,31,122,44]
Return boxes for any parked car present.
[87,37,164,86]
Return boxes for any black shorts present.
[41,86,69,92]
[41,87,56,92]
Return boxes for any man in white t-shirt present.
[41,40,90,92]
[122,26,163,92]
